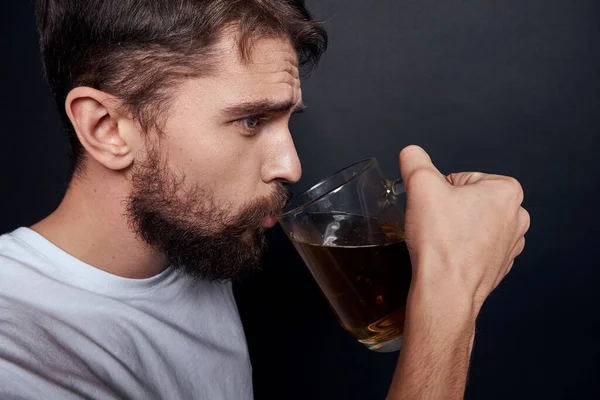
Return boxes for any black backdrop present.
[1,1,599,399]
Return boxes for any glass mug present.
[279,159,409,353]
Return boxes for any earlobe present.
[65,87,137,171]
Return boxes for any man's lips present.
[262,216,279,228]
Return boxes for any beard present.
[126,147,290,282]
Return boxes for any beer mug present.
[279,159,410,353]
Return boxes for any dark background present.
[1,0,599,399]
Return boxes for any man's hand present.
[387,145,530,400]
[401,145,529,316]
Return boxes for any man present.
[0,0,529,399]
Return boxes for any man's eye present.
[238,116,267,133]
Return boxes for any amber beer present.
[288,212,412,351]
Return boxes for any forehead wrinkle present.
[243,39,299,66]
[204,36,302,112]
[252,71,300,91]
[214,34,298,74]
[251,59,299,77]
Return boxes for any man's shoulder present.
[0,228,34,257]
[0,229,58,322]
[0,229,16,255]
[0,229,44,276]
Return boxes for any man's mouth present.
[262,216,279,228]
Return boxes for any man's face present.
[127,35,303,281]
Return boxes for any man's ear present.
[65,87,141,171]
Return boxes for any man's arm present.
[387,281,476,400]
[387,146,529,399]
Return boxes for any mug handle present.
[385,178,405,197]
[390,179,405,196]
[384,178,406,209]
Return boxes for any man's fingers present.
[494,254,518,288]
[398,145,445,185]
[495,236,524,287]
[503,236,525,277]
[503,260,515,281]
[447,172,519,187]
[511,236,526,259]
[519,207,531,236]
[446,172,487,186]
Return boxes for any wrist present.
[389,272,477,400]
[406,249,481,330]
[406,279,477,334]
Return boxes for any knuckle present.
[406,167,437,188]
[518,237,526,252]
[506,176,522,192]
[520,208,531,232]
[516,244,525,258]
[506,261,515,274]
[501,176,524,202]
[511,237,526,260]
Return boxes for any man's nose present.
[260,128,302,184]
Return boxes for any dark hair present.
[35,0,327,175]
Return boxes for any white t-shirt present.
[0,228,253,400]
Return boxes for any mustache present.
[254,183,292,217]
[276,183,293,210]
[224,184,291,231]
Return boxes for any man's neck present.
[31,168,168,279]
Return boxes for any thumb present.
[398,145,445,184]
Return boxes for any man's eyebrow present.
[222,99,305,117]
